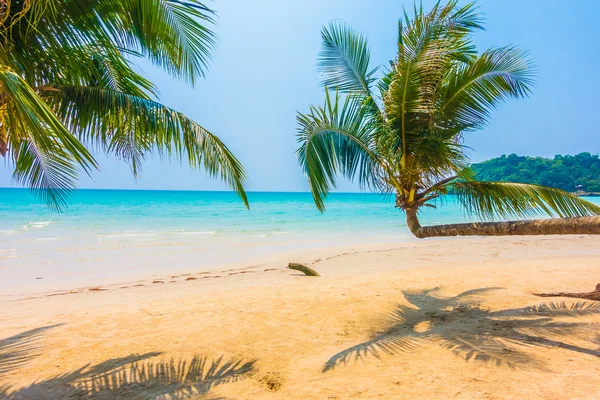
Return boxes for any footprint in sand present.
[185,277,198,281]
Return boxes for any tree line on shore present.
[471,153,600,194]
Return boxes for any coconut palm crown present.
[296,1,600,238]
[0,0,247,209]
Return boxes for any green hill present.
[470,153,600,193]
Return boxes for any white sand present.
[1,235,600,399]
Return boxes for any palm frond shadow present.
[324,287,600,372]
[0,324,64,378]
[0,352,255,399]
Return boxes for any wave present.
[23,221,53,230]
[99,232,158,239]
[36,237,67,241]
[174,231,217,236]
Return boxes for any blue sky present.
[2,0,599,192]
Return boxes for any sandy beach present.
[1,235,600,399]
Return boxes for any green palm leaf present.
[452,181,600,220]
[318,21,377,96]
[296,90,380,211]
[41,85,248,206]
[123,0,217,84]
[385,1,484,159]
[1,0,247,209]
[0,66,97,209]
[439,46,535,132]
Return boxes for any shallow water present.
[1,189,598,295]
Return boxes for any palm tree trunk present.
[405,209,600,238]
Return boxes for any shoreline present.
[2,234,599,302]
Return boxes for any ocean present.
[1,188,598,296]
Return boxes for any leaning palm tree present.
[0,0,247,210]
[296,1,600,238]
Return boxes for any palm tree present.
[296,1,600,238]
[0,0,247,210]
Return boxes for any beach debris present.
[88,287,107,292]
[288,263,320,277]
[534,283,600,301]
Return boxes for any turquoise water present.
[1,188,470,242]
[1,188,598,295]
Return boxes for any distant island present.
[471,153,600,195]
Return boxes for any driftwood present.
[288,263,320,277]
[534,283,600,301]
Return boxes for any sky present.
[2,0,600,192]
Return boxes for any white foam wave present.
[175,231,217,236]
[23,221,53,230]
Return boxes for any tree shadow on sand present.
[323,287,600,372]
[0,352,256,399]
[0,324,65,378]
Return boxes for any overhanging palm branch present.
[4,0,216,85]
[42,85,248,205]
[117,0,217,84]
[0,67,97,209]
[1,0,248,209]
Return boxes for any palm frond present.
[296,90,381,211]
[452,181,600,220]
[0,0,248,210]
[123,0,217,84]
[439,46,535,132]
[318,21,377,96]
[4,0,216,86]
[385,1,483,160]
[0,66,97,210]
[41,85,248,207]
